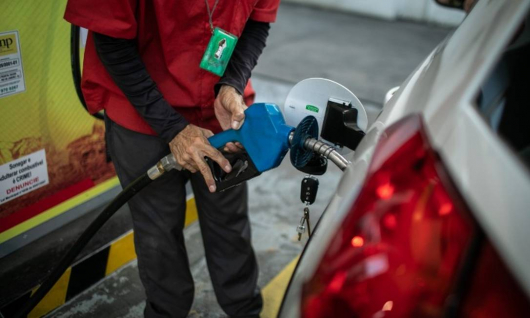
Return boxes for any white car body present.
[279,0,530,316]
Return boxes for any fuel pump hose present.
[13,170,160,318]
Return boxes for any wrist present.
[215,80,244,97]
[219,85,238,95]
[168,123,190,144]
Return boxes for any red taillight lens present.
[461,241,530,317]
[301,115,475,317]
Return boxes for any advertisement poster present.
[0,30,26,98]
[0,1,116,240]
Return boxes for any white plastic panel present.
[283,78,368,142]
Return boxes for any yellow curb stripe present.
[261,256,300,318]
[185,197,199,227]
[28,268,72,318]
[3,197,198,318]
[0,177,121,244]
[104,197,198,276]
[105,231,136,276]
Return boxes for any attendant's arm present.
[214,20,271,138]
[93,33,188,143]
[215,20,271,96]
[94,33,230,192]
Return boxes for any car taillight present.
[460,241,530,317]
[300,114,530,317]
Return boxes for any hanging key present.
[300,176,319,205]
[296,176,319,241]
[297,216,306,241]
[304,207,312,237]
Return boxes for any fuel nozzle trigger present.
[206,103,294,192]
[206,150,261,192]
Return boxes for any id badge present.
[200,28,238,77]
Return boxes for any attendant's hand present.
[214,85,247,152]
[169,124,231,192]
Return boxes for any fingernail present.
[225,165,232,172]
[231,121,240,129]
[209,185,216,192]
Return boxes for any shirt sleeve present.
[215,20,270,96]
[93,33,189,143]
[64,0,137,39]
[250,0,281,23]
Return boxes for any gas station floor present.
[1,3,452,318]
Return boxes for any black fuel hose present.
[13,173,152,318]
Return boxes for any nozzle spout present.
[303,137,350,171]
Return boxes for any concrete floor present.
[11,3,452,318]
[254,3,451,104]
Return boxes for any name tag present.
[200,28,238,77]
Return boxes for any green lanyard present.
[199,0,238,76]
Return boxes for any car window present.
[475,13,530,169]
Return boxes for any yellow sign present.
[0,33,18,56]
[0,2,116,241]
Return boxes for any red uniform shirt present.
[64,0,280,134]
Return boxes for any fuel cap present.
[290,116,319,169]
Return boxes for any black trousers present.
[105,117,262,318]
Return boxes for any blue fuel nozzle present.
[206,103,296,191]
[154,103,322,190]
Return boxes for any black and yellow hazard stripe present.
[261,256,299,318]
[0,198,198,318]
